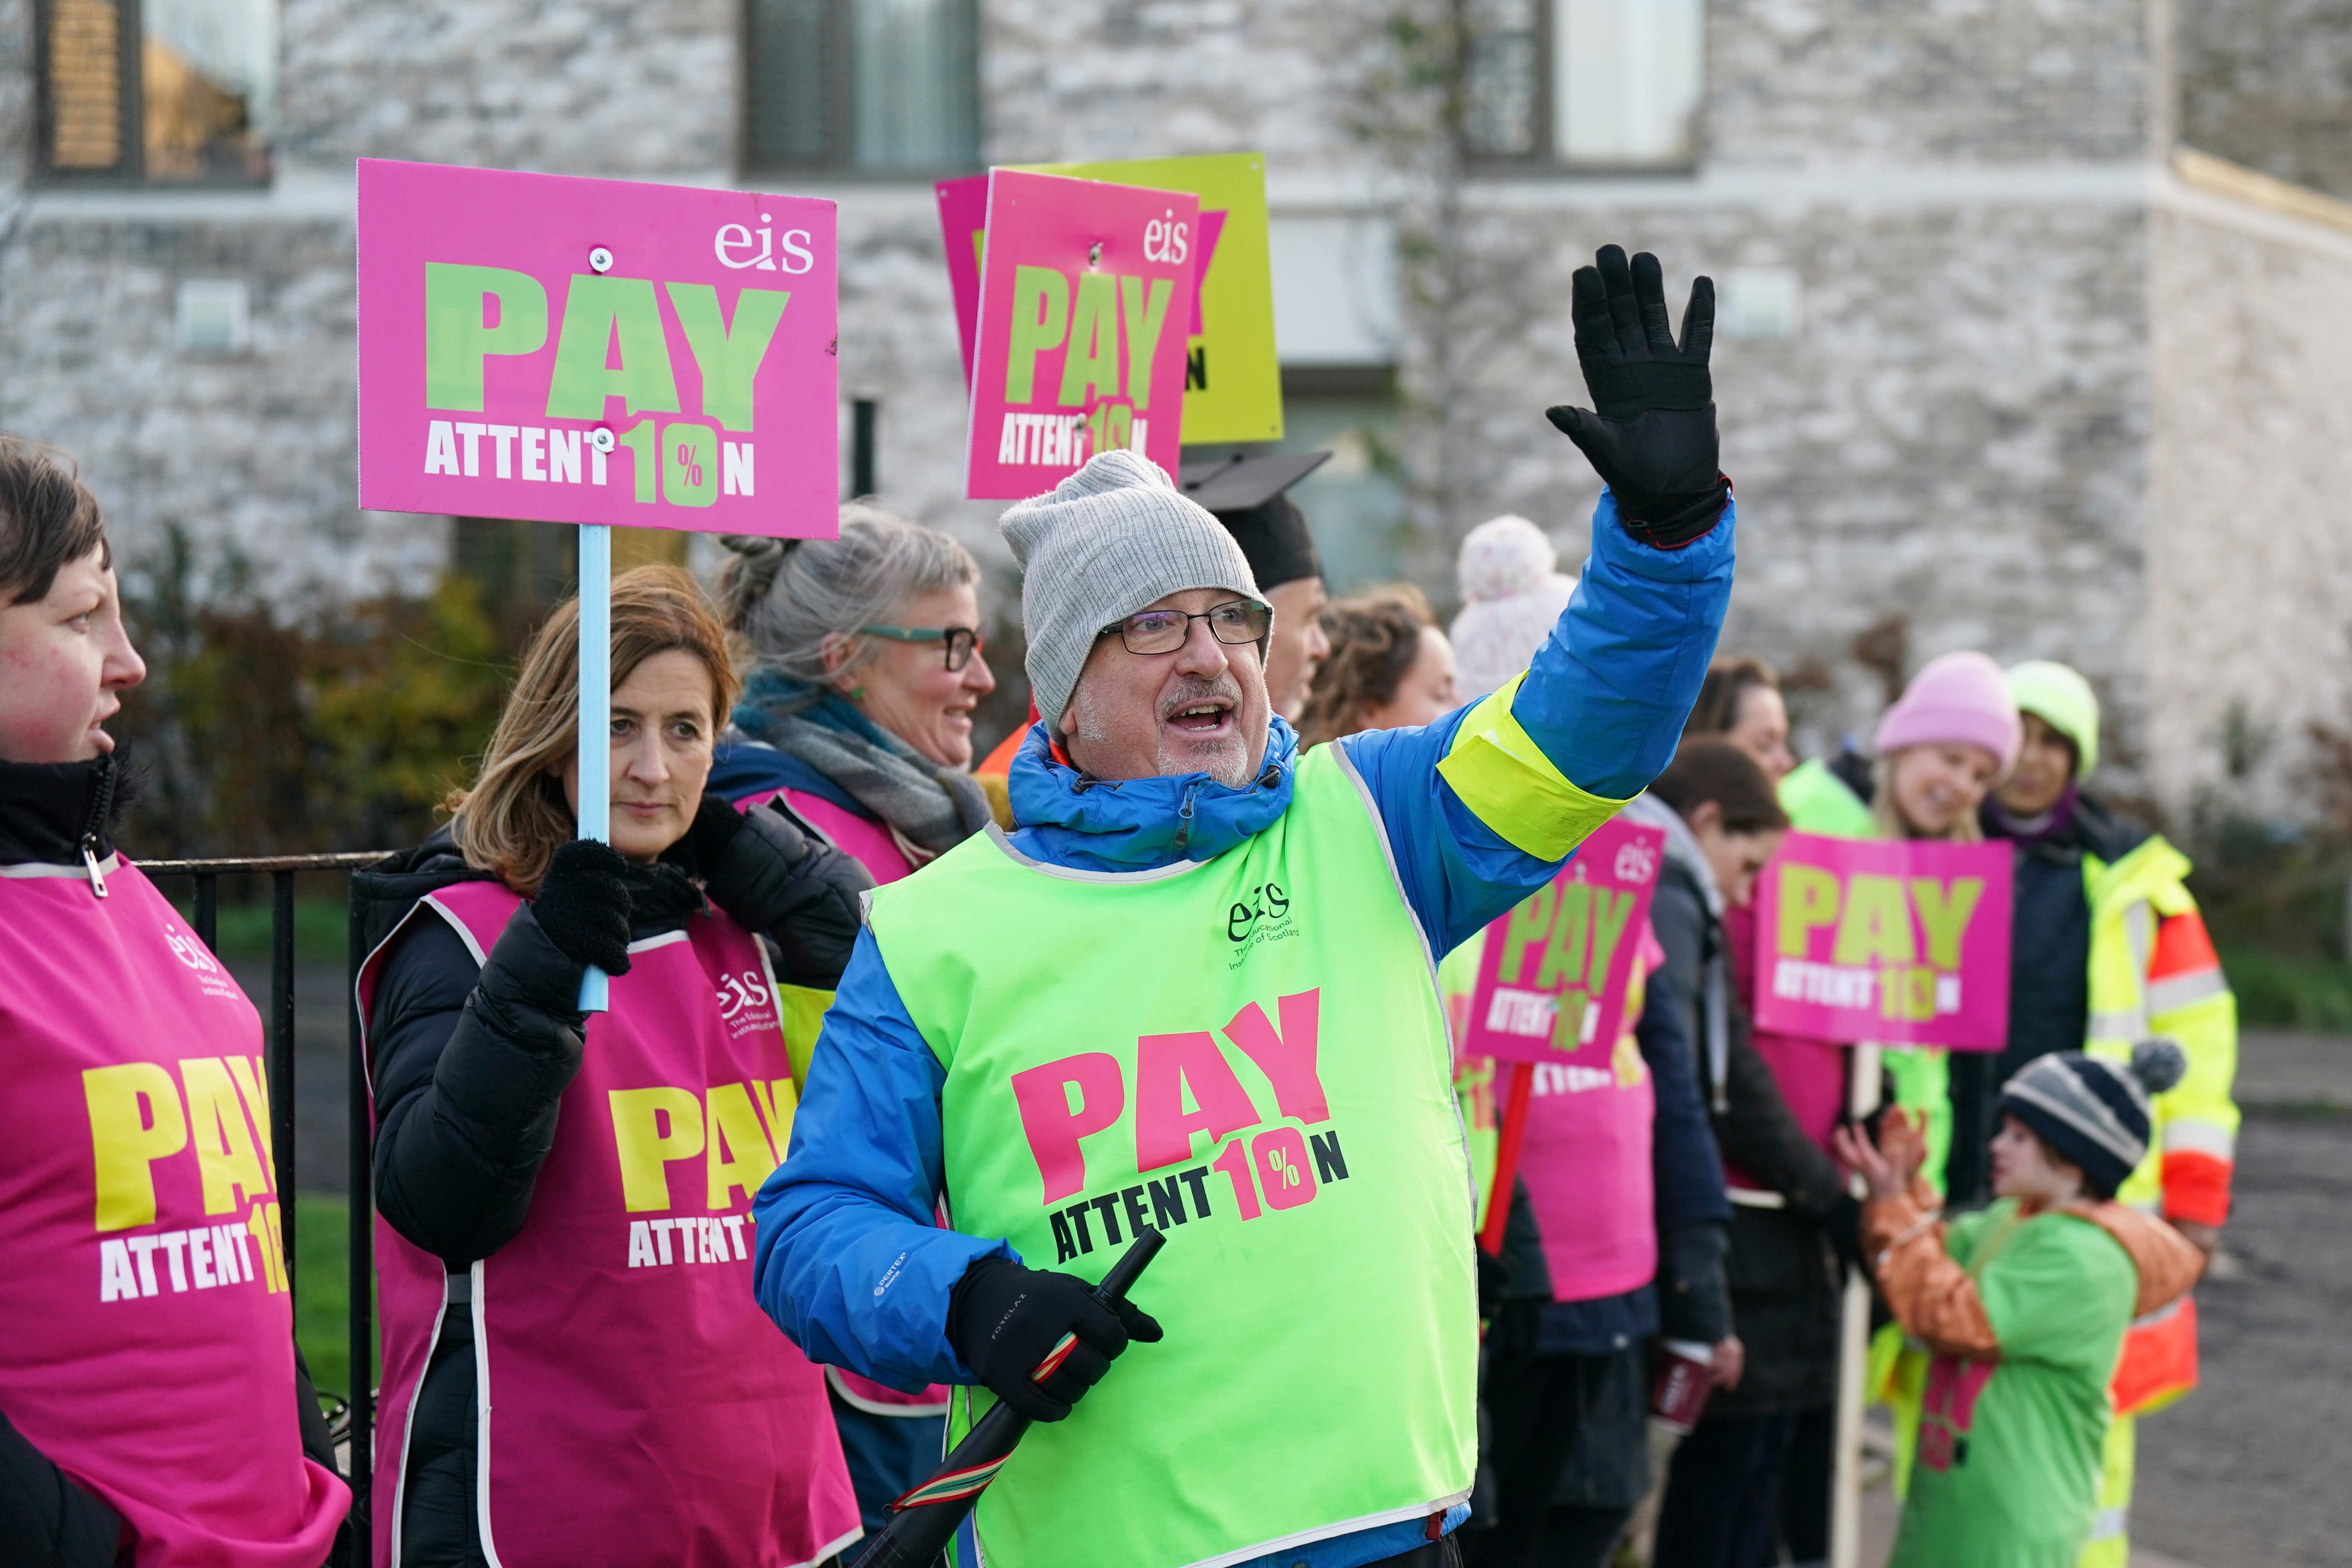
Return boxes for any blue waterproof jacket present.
[753,492,1735,1567]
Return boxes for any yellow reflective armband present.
[777,983,834,1092]
[1435,673,1630,861]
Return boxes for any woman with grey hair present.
[709,504,999,885]
[706,504,996,1554]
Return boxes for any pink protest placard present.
[936,173,988,385]
[939,169,1230,388]
[357,158,839,537]
[1460,818,1669,1067]
[963,169,1198,500]
[1750,831,2014,1049]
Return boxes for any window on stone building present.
[1277,369,1412,594]
[34,0,275,184]
[1463,0,1704,169]
[744,0,981,175]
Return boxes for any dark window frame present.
[1459,1,1704,179]
[737,0,983,181]
[32,0,274,188]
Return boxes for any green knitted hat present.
[2004,660,2100,780]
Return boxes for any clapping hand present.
[1833,1106,1927,1202]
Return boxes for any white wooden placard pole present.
[575,520,612,1013]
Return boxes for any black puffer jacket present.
[353,801,869,1568]
[1946,791,2151,1204]
[1655,850,1855,1418]
[0,755,345,1567]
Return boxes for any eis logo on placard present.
[715,967,779,1038]
[1226,880,1295,968]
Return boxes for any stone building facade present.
[3,0,2349,820]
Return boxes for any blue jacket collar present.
[1004,717,1298,873]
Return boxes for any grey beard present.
[1070,678,1258,788]
[1163,731,1254,789]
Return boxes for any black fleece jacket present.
[1651,853,1855,1416]
[0,754,345,1567]
[354,802,867,1564]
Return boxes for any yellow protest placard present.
[1025,153,1282,444]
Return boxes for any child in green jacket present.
[1836,1045,2203,1568]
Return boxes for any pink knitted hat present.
[1873,651,2022,775]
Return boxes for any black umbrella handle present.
[854,1227,1167,1568]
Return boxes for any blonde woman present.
[353,567,871,1568]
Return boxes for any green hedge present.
[292,1193,379,1403]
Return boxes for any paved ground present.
[2129,1103,2352,1567]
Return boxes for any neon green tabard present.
[866,744,1479,1568]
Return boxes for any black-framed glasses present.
[1096,599,1272,655]
[859,625,984,672]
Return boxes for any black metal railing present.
[145,851,390,1564]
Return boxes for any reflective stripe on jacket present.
[2079,834,2235,1417]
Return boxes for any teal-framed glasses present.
[859,624,984,672]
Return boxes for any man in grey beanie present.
[755,245,1739,1568]
[1000,446,1272,789]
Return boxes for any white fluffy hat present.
[1448,514,1577,700]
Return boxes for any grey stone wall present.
[7,0,2351,822]
[0,0,29,192]
[1706,0,2155,166]
[2146,197,2352,820]
[0,213,433,599]
[277,0,735,177]
[2178,0,2352,203]
[0,0,744,604]
[1383,195,2153,779]
[978,1,1378,175]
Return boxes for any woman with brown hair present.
[353,565,872,1568]
[1684,654,1794,787]
[1295,584,1458,749]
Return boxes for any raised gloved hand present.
[947,1256,1163,1422]
[1545,245,1728,549]
[530,839,633,977]
[689,796,873,987]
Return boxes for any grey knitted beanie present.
[1001,449,1261,729]
[1999,1040,2187,1198]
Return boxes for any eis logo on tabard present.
[714,967,778,1038]
[1225,881,1296,968]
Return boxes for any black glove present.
[947,1255,1163,1422]
[684,791,750,868]
[530,839,633,976]
[1656,1221,1732,1346]
[693,797,873,988]
[1476,1245,1515,1323]
[1545,245,1729,549]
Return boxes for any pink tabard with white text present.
[361,881,857,1568]
[0,863,347,1566]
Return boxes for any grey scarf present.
[732,671,993,862]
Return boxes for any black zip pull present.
[79,754,117,898]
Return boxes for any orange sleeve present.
[1861,1192,2001,1360]
[2162,1151,2233,1227]
[2149,907,2220,979]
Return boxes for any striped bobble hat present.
[1998,1041,2187,1196]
